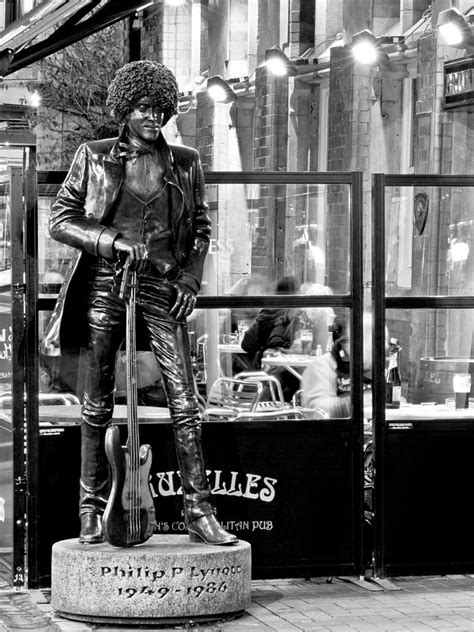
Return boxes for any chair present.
[203,376,304,421]
[292,389,329,419]
[202,377,262,421]
[234,370,285,404]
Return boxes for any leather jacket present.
[41,132,211,356]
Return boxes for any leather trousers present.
[80,266,212,523]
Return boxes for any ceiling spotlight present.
[438,7,474,48]
[207,76,236,103]
[351,30,379,65]
[264,46,297,77]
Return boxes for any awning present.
[0,0,156,78]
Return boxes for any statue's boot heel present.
[79,511,104,544]
[187,514,238,546]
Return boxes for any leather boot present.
[174,425,238,546]
[79,422,109,544]
[187,513,238,546]
[79,507,105,544]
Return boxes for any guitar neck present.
[125,270,140,467]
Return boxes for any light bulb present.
[352,41,378,65]
[266,58,288,76]
[439,22,464,46]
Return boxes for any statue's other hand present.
[169,281,197,320]
[113,237,148,273]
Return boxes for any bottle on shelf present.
[386,338,402,409]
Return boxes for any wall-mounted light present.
[438,7,474,49]
[352,30,379,65]
[351,29,405,66]
[207,76,236,103]
[264,46,318,77]
[265,46,297,77]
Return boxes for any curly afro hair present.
[106,60,179,124]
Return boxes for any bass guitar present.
[103,259,156,546]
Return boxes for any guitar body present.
[103,424,156,547]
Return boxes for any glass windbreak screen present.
[38,183,74,294]
[37,181,351,297]
[38,302,355,419]
[0,180,13,586]
[202,182,351,296]
[385,186,473,296]
[38,183,82,406]
[385,308,474,416]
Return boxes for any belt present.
[95,257,114,269]
[92,258,163,277]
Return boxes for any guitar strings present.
[127,271,140,541]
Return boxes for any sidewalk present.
[2,575,474,631]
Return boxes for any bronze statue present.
[41,60,237,547]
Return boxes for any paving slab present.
[0,574,474,630]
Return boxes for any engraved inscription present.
[116,582,228,599]
[99,563,243,600]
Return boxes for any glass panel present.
[190,306,353,417]
[0,179,13,586]
[38,303,356,418]
[36,177,352,413]
[38,183,74,293]
[385,185,474,296]
[385,308,474,417]
[38,182,83,405]
[203,182,351,296]
[37,180,351,297]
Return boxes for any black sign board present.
[444,55,474,110]
[36,418,358,586]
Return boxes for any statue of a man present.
[41,60,237,547]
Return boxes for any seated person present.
[241,276,300,370]
[301,313,373,417]
[286,283,335,354]
[228,273,271,338]
[241,276,300,401]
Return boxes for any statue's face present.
[127,96,164,143]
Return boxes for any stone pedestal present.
[51,535,251,626]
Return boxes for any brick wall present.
[326,46,372,294]
[250,66,289,277]
[141,1,193,88]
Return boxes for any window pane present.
[38,180,352,298]
[203,182,351,296]
[38,183,73,294]
[385,186,474,296]
[386,308,474,415]
[38,303,355,419]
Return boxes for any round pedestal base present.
[51,535,251,625]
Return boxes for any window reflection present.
[385,186,474,296]
[38,181,352,298]
[201,182,350,296]
[387,308,474,414]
